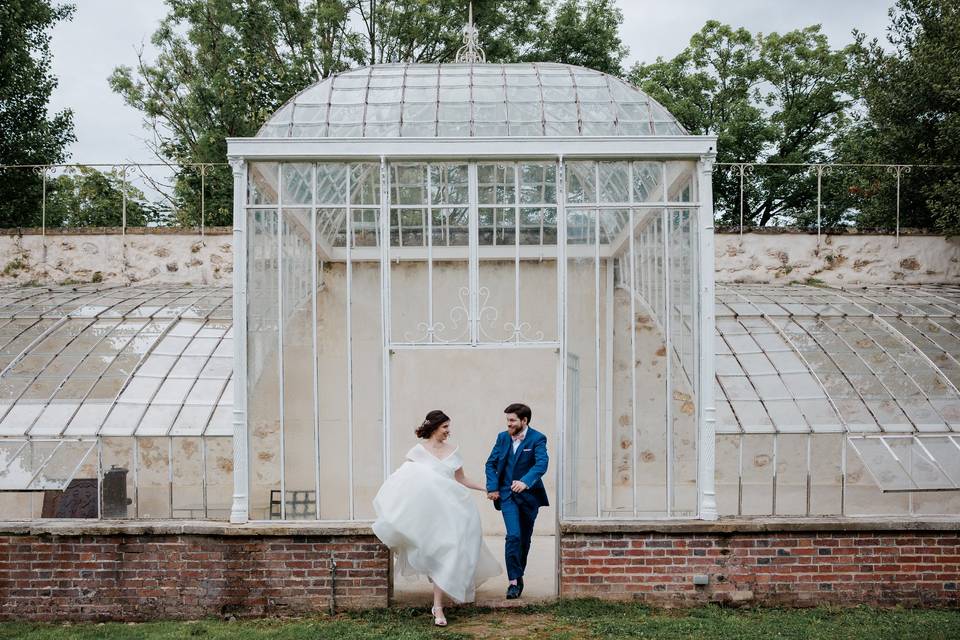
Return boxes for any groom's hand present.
[486,491,499,501]
[511,480,527,492]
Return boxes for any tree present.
[112,0,632,226]
[109,0,364,227]
[630,21,860,228]
[528,0,627,76]
[0,0,75,227]
[354,0,549,65]
[835,0,960,233]
[44,166,162,228]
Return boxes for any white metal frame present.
[227,134,717,525]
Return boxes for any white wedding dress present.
[372,443,502,603]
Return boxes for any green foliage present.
[527,0,628,75]
[629,21,860,228]
[0,0,75,227]
[111,0,625,226]
[44,166,163,228]
[835,0,960,233]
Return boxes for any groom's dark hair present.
[504,403,531,424]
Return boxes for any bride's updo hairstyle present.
[416,410,450,439]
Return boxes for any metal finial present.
[455,2,486,63]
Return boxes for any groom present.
[485,402,549,600]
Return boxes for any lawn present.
[1,600,959,640]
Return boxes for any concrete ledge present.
[560,516,960,535]
[0,519,375,537]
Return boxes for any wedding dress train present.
[372,444,502,603]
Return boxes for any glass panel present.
[350,163,380,205]
[478,163,515,205]
[520,163,556,204]
[248,162,279,205]
[247,208,280,519]
[390,163,427,205]
[316,163,347,204]
[598,162,630,203]
[849,437,915,491]
[282,162,313,205]
[282,207,317,519]
[633,161,663,202]
[565,161,595,204]
[27,440,96,490]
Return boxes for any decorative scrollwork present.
[455,2,486,64]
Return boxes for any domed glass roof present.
[257,63,687,138]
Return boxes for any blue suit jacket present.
[485,427,549,509]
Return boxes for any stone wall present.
[716,232,960,284]
[560,520,960,607]
[0,229,956,286]
[0,522,388,621]
[0,228,232,286]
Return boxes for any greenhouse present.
[2,56,960,612]
[226,60,718,531]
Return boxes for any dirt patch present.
[450,611,577,639]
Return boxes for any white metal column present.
[696,153,718,520]
[229,156,249,523]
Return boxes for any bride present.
[372,409,501,626]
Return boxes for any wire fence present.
[715,162,960,248]
[1,161,958,248]
[0,162,231,239]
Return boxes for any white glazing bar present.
[628,209,638,517]
[468,162,480,344]
[346,166,355,519]
[229,156,249,523]
[427,164,435,342]
[201,436,208,519]
[556,155,567,525]
[696,154,718,519]
[96,439,103,520]
[133,436,139,518]
[379,157,392,482]
[662,206,673,517]
[604,255,614,514]
[277,163,286,520]
[311,164,321,519]
[168,437,174,517]
[514,163,521,342]
[594,203,602,519]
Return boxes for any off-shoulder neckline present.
[418,443,459,462]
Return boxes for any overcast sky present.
[48,0,896,164]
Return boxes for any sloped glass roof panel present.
[0,287,232,438]
[258,63,687,139]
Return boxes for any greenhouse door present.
[387,346,560,602]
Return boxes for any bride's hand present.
[486,491,499,500]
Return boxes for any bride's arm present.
[454,468,486,491]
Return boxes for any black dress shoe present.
[506,583,521,599]
[517,576,524,595]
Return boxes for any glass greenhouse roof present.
[258,63,687,138]
[0,285,232,438]
[715,284,960,435]
[0,283,955,441]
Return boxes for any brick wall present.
[560,522,960,607]
[0,527,389,621]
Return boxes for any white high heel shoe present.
[431,606,447,627]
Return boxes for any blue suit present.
[485,427,549,581]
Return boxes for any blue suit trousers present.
[498,487,539,580]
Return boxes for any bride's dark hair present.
[415,409,450,439]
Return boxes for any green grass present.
[1,601,959,640]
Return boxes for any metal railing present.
[716,162,960,248]
[3,161,959,247]
[0,162,231,238]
